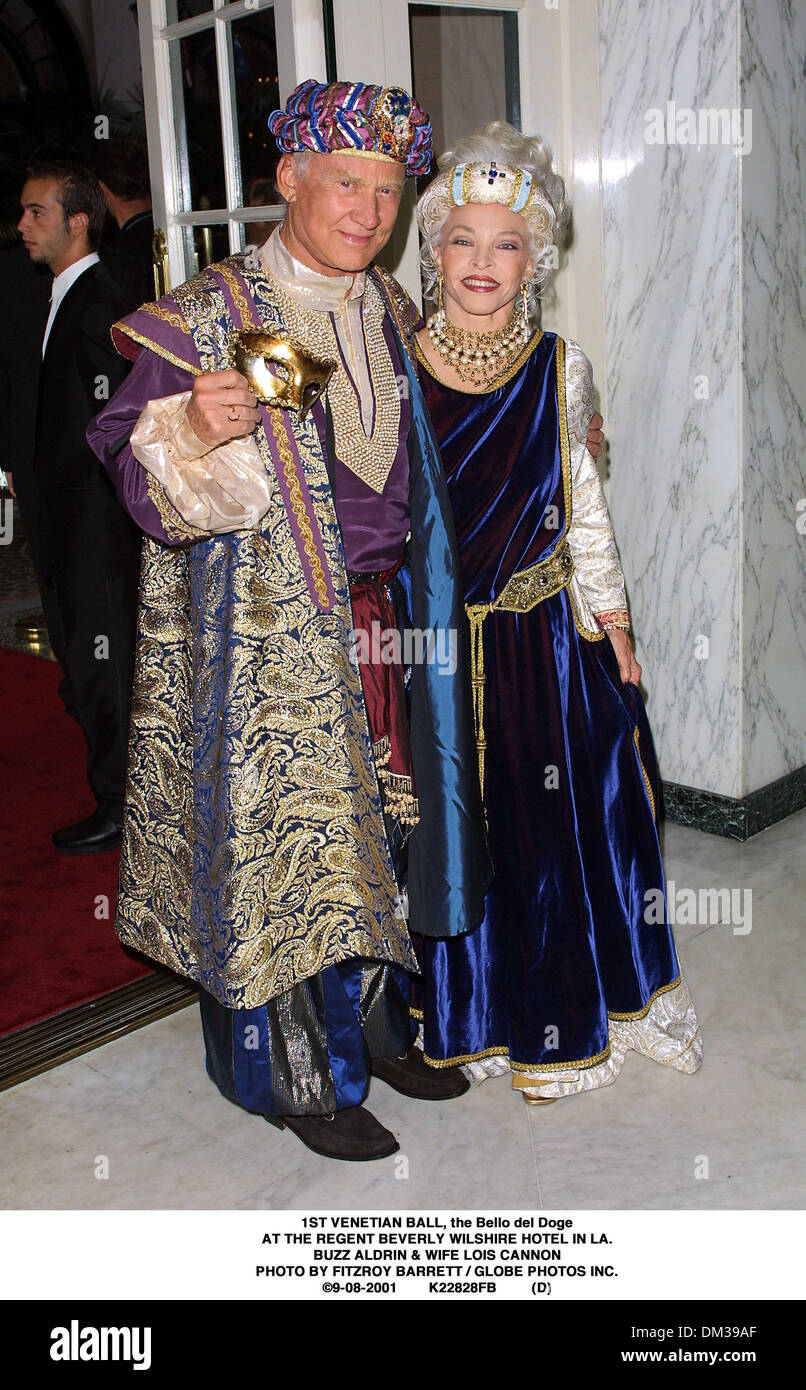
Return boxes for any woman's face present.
[435,203,534,324]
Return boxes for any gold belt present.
[466,539,574,802]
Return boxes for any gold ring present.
[228,405,239,422]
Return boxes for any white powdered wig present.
[417,121,567,309]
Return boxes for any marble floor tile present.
[0,1061,274,1210]
[1,810,803,1211]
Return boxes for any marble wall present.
[740,0,806,792]
[596,0,805,799]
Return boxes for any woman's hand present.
[606,628,642,684]
[586,411,604,459]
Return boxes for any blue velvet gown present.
[411,331,696,1088]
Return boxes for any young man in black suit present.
[18,157,142,854]
[94,139,155,307]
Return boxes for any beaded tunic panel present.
[261,266,402,495]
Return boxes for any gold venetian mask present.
[231,330,335,419]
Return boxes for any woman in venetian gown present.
[410,124,702,1102]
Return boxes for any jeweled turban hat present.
[268,78,432,178]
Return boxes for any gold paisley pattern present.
[116,256,417,1006]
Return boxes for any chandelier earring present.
[436,271,445,325]
[520,280,531,340]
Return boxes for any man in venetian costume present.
[87,80,495,1163]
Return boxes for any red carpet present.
[0,647,152,1037]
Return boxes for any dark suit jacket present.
[33,259,142,806]
[35,260,131,493]
[0,246,51,481]
[0,245,146,488]
[35,256,142,616]
[117,210,154,267]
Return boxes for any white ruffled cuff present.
[130,391,274,534]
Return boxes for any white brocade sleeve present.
[129,391,275,535]
[563,340,630,633]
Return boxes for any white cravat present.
[259,229,375,433]
[42,252,100,357]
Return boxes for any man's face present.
[277,151,405,277]
[18,179,73,272]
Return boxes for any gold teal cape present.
[92,254,491,1008]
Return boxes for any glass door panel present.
[169,29,227,212]
[408,4,520,169]
[331,0,526,304]
[230,6,282,224]
[406,3,522,307]
[165,1,215,19]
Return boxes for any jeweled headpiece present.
[444,160,555,238]
[268,78,432,178]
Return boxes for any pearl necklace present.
[426,306,528,388]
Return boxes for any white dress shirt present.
[42,252,100,357]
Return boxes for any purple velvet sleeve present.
[86,347,197,545]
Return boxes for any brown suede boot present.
[372,1045,470,1100]
[265,1105,399,1161]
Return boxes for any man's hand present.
[606,628,642,685]
[586,410,604,460]
[185,369,260,448]
[4,470,14,498]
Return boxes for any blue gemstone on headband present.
[482,162,507,185]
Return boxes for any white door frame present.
[137,0,327,288]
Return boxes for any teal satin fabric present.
[380,329,494,941]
